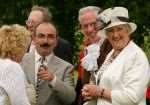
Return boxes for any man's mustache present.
[40,43,50,47]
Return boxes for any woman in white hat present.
[82,7,149,105]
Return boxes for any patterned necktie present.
[36,57,45,102]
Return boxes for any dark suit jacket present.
[21,53,76,105]
[54,37,73,64]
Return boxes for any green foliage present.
[0,0,150,65]
[142,27,150,62]
[72,25,83,68]
[72,0,150,66]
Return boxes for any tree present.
[0,0,149,63]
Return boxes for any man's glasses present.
[25,20,41,26]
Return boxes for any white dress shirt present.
[0,59,31,105]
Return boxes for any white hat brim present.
[104,21,137,34]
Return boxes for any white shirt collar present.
[35,50,53,63]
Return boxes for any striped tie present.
[36,57,45,103]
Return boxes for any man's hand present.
[38,65,54,81]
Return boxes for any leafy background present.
[0,0,150,66]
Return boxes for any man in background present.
[75,6,102,105]
[75,6,112,105]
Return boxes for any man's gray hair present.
[78,6,102,22]
[31,5,52,22]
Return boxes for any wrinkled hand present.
[82,84,101,101]
[38,65,54,81]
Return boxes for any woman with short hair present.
[0,24,32,105]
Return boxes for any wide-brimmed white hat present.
[103,7,137,34]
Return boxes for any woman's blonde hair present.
[0,24,31,59]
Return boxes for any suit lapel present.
[47,54,59,73]
[27,53,36,86]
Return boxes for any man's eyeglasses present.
[25,20,41,26]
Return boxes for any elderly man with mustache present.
[21,22,76,105]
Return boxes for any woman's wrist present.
[97,87,111,101]
[97,88,104,97]
[100,88,105,98]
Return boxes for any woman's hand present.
[82,84,112,102]
[81,84,102,101]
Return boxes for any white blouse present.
[0,59,31,105]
